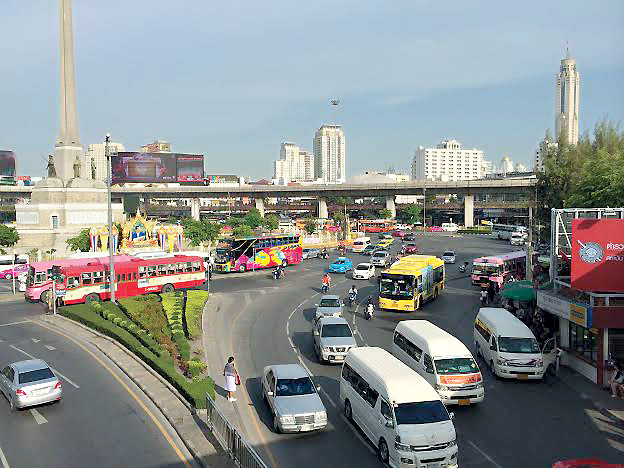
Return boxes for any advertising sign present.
[112,152,177,183]
[571,219,624,293]
[176,154,204,182]
[537,290,591,328]
[0,151,16,183]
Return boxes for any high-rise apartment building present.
[481,159,494,178]
[534,139,558,172]
[555,51,580,145]
[411,139,483,181]
[140,139,172,153]
[313,125,346,183]
[86,141,125,181]
[273,143,315,184]
[500,155,514,175]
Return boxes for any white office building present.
[534,139,558,172]
[481,159,494,178]
[515,162,528,173]
[86,141,125,181]
[313,125,346,183]
[555,51,580,146]
[500,155,514,176]
[411,139,483,181]
[273,143,315,184]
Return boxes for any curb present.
[38,314,223,468]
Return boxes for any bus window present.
[158,264,167,276]
[81,273,92,285]
[139,266,146,278]
[67,276,80,289]
[133,272,137,280]
[433,266,444,284]
[417,276,423,292]
[93,271,104,284]
[184,262,192,273]
[35,272,47,284]
[147,266,157,277]
[167,263,176,275]
[117,274,121,282]
[176,263,185,273]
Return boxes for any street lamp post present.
[105,134,116,303]
[423,187,426,232]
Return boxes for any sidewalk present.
[37,314,234,468]
[557,365,624,424]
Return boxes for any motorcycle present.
[459,261,469,273]
[319,251,329,259]
[480,291,488,305]
[365,302,374,320]
[321,283,329,293]
[348,291,357,307]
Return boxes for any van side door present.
[379,398,397,464]
[542,336,558,373]
[423,354,436,386]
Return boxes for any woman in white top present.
[223,356,237,402]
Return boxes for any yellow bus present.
[378,255,445,311]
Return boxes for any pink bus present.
[471,251,527,288]
[0,254,29,280]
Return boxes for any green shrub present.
[107,313,117,321]
[120,320,128,328]
[58,303,214,407]
[128,324,137,332]
[185,290,209,339]
[112,317,122,325]
[118,296,171,346]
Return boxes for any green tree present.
[233,224,253,238]
[264,215,279,231]
[225,216,243,228]
[331,211,345,222]
[243,208,264,230]
[304,218,317,235]
[378,208,392,219]
[396,204,422,224]
[66,228,91,252]
[180,218,222,247]
[0,225,20,248]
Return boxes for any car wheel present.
[273,415,282,434]
[489,360,497,377]
[344,399,353,421]
[85,293,100,304]
[5,273,12,280]
[238,264,247,273]
[9,397,15,411]
[161,284,175,293]
[378,439,389,464]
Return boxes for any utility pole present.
[527,206,534,282]
[423,187,426,232]
[106,133,116,302]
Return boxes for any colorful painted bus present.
[25,254,207,304]
[471,250,527,288]
[213,234,303,273]
[378,255,445,312]
[359,219,396,233]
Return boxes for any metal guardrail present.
[206,393,268,468]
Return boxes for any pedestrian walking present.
[609,362,624,398]
[223,356,239,402]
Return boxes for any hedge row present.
[162,292,190,362]
[458,227,492,234]
[59,303,214,407]
[118,296,172,347]
[185,290,210,340]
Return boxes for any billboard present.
[0,151,16,182]
[112,152,203,183]
[571,219,624,293]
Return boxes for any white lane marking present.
[319,387,337,408]
[0,445,9,468]
[31,338,40,343]
[30,408,48,425]
[339,415,377,455]
[9,345,80,389]
[467,440,503,468]
[44,345,56,351]
[0,320,30,327]
[0,338,3,343]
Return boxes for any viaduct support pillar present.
[385,196,396,219]
[464,195,474,228]
[254,198,265,218]
[318,198,328,219]
[191,198,201,221]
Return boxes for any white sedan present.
[352,263,375,280]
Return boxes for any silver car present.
[313,317,357,364]
[302,248,321,260]
[262,364,327,433]
[0,359,62,411]
[315,295,343,320]
[370,250,390,267]
[442,250,456,264]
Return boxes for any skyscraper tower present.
[53,0,85,180]
[314,125,346,183]
[555,49,580,145]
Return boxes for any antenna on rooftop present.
[330,99,340,125]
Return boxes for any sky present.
[1,0,623,179]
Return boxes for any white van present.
[441,223,459,232]
[352,237,371,253]
[510,231,527,246]
[474,308,558,380]
[340,347,458,467]
[393,320,484,405]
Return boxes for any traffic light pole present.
[52,281,56,316]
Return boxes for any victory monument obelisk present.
[53,0,86,179]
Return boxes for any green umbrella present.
[500,283,535,301]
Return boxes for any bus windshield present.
[472,264,501,275]
[380,275,414,299]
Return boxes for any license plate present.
[458,399,470,406]
[32,388,47,396]
[426,463,440,468]
[300,424,313,431]
[517,373,529,380]
[333,355,344,361]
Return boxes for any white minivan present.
[393,320,484,405]
[340,347,458,467]
[474,307,558,380]
[441,223,459,232]
[352,237,372,253]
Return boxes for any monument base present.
[53,144,87,180]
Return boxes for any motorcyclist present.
[321,247,328,258]
[480,288,488,305]
[365,297,374,319]
[348,285,358,304]
[321,273,331,292]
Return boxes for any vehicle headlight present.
[395,435,411,452]
[435,384,449,391]
[280,415,295,424]
[315,411,327,421]
[448,439,457,447]
[322,347,331,352]
[496,358,508,366]
[536,358,544,367]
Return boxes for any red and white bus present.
[25,254,207,304]
[471,251,527,288]
[213,234,302,273]
[359,219,396,233]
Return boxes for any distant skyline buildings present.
[555,51,580,145]
[86,141,125,181]
[140,139,172,153]
[411,139,483,182]
[313,125,346,184]
[273,142,315,184]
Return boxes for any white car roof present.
[346,347,438,404]
[477,308,536,338]
[395,320,471,358]
[356,263,372,268]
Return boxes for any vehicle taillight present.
[54,381,62,390]
[16,389,27,396]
